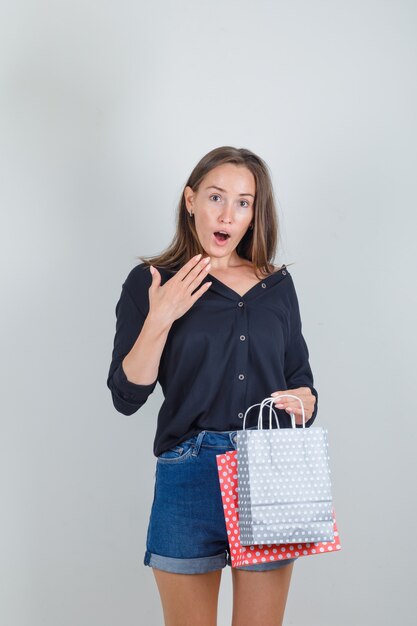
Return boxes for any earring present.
[189,211,193,216]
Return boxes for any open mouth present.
[213,231,230,242]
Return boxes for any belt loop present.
[192,431,206,457]
[229,431,237,449]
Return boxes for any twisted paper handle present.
[242,394,306,430]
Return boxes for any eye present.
[240,200,250,208]
[210,194,221,202]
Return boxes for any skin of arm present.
[121,312,172,386]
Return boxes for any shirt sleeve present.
[284,276,319,427]
[107,279,158,416]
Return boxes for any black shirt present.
[107,262,319,457]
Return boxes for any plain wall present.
[1,1,416,624]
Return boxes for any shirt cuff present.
[112,362,158,403]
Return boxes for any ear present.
[184,185,195,212]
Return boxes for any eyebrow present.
[204,185,255,198]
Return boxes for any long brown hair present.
[137,145,290,279]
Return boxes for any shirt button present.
[261,283,266,288]
[238,301,244,307]
[240,335,246,341]
[238,412,243,419]
[238,374,245,380]
[282,270,287,275]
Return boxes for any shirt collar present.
[160,264,288,302]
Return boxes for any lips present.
[213,231,230,240]
[213,232,230,246]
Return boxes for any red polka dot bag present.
[216,396,342,567]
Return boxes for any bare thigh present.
[231,561,295,626]
[152,567,223,626]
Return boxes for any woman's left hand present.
[270,387,316,425]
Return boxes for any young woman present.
[107,146,318,626]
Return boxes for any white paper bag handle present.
[242,394,306,430]
[262,395,306,429]
[242,398,279,430]
[256,396,296,430]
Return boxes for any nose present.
[219,203,233,223]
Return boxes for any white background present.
[1,1,416,624]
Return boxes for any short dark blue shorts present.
[143,429,298,575]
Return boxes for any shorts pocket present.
[156,437,196,464]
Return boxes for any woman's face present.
[184,163,255,262]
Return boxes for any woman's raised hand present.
[147,254,212,327]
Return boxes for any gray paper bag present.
[236,395,334,547]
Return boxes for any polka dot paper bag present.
[216,448,341,568]
[236,395,334,547]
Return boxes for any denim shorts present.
[143,428,298,575]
